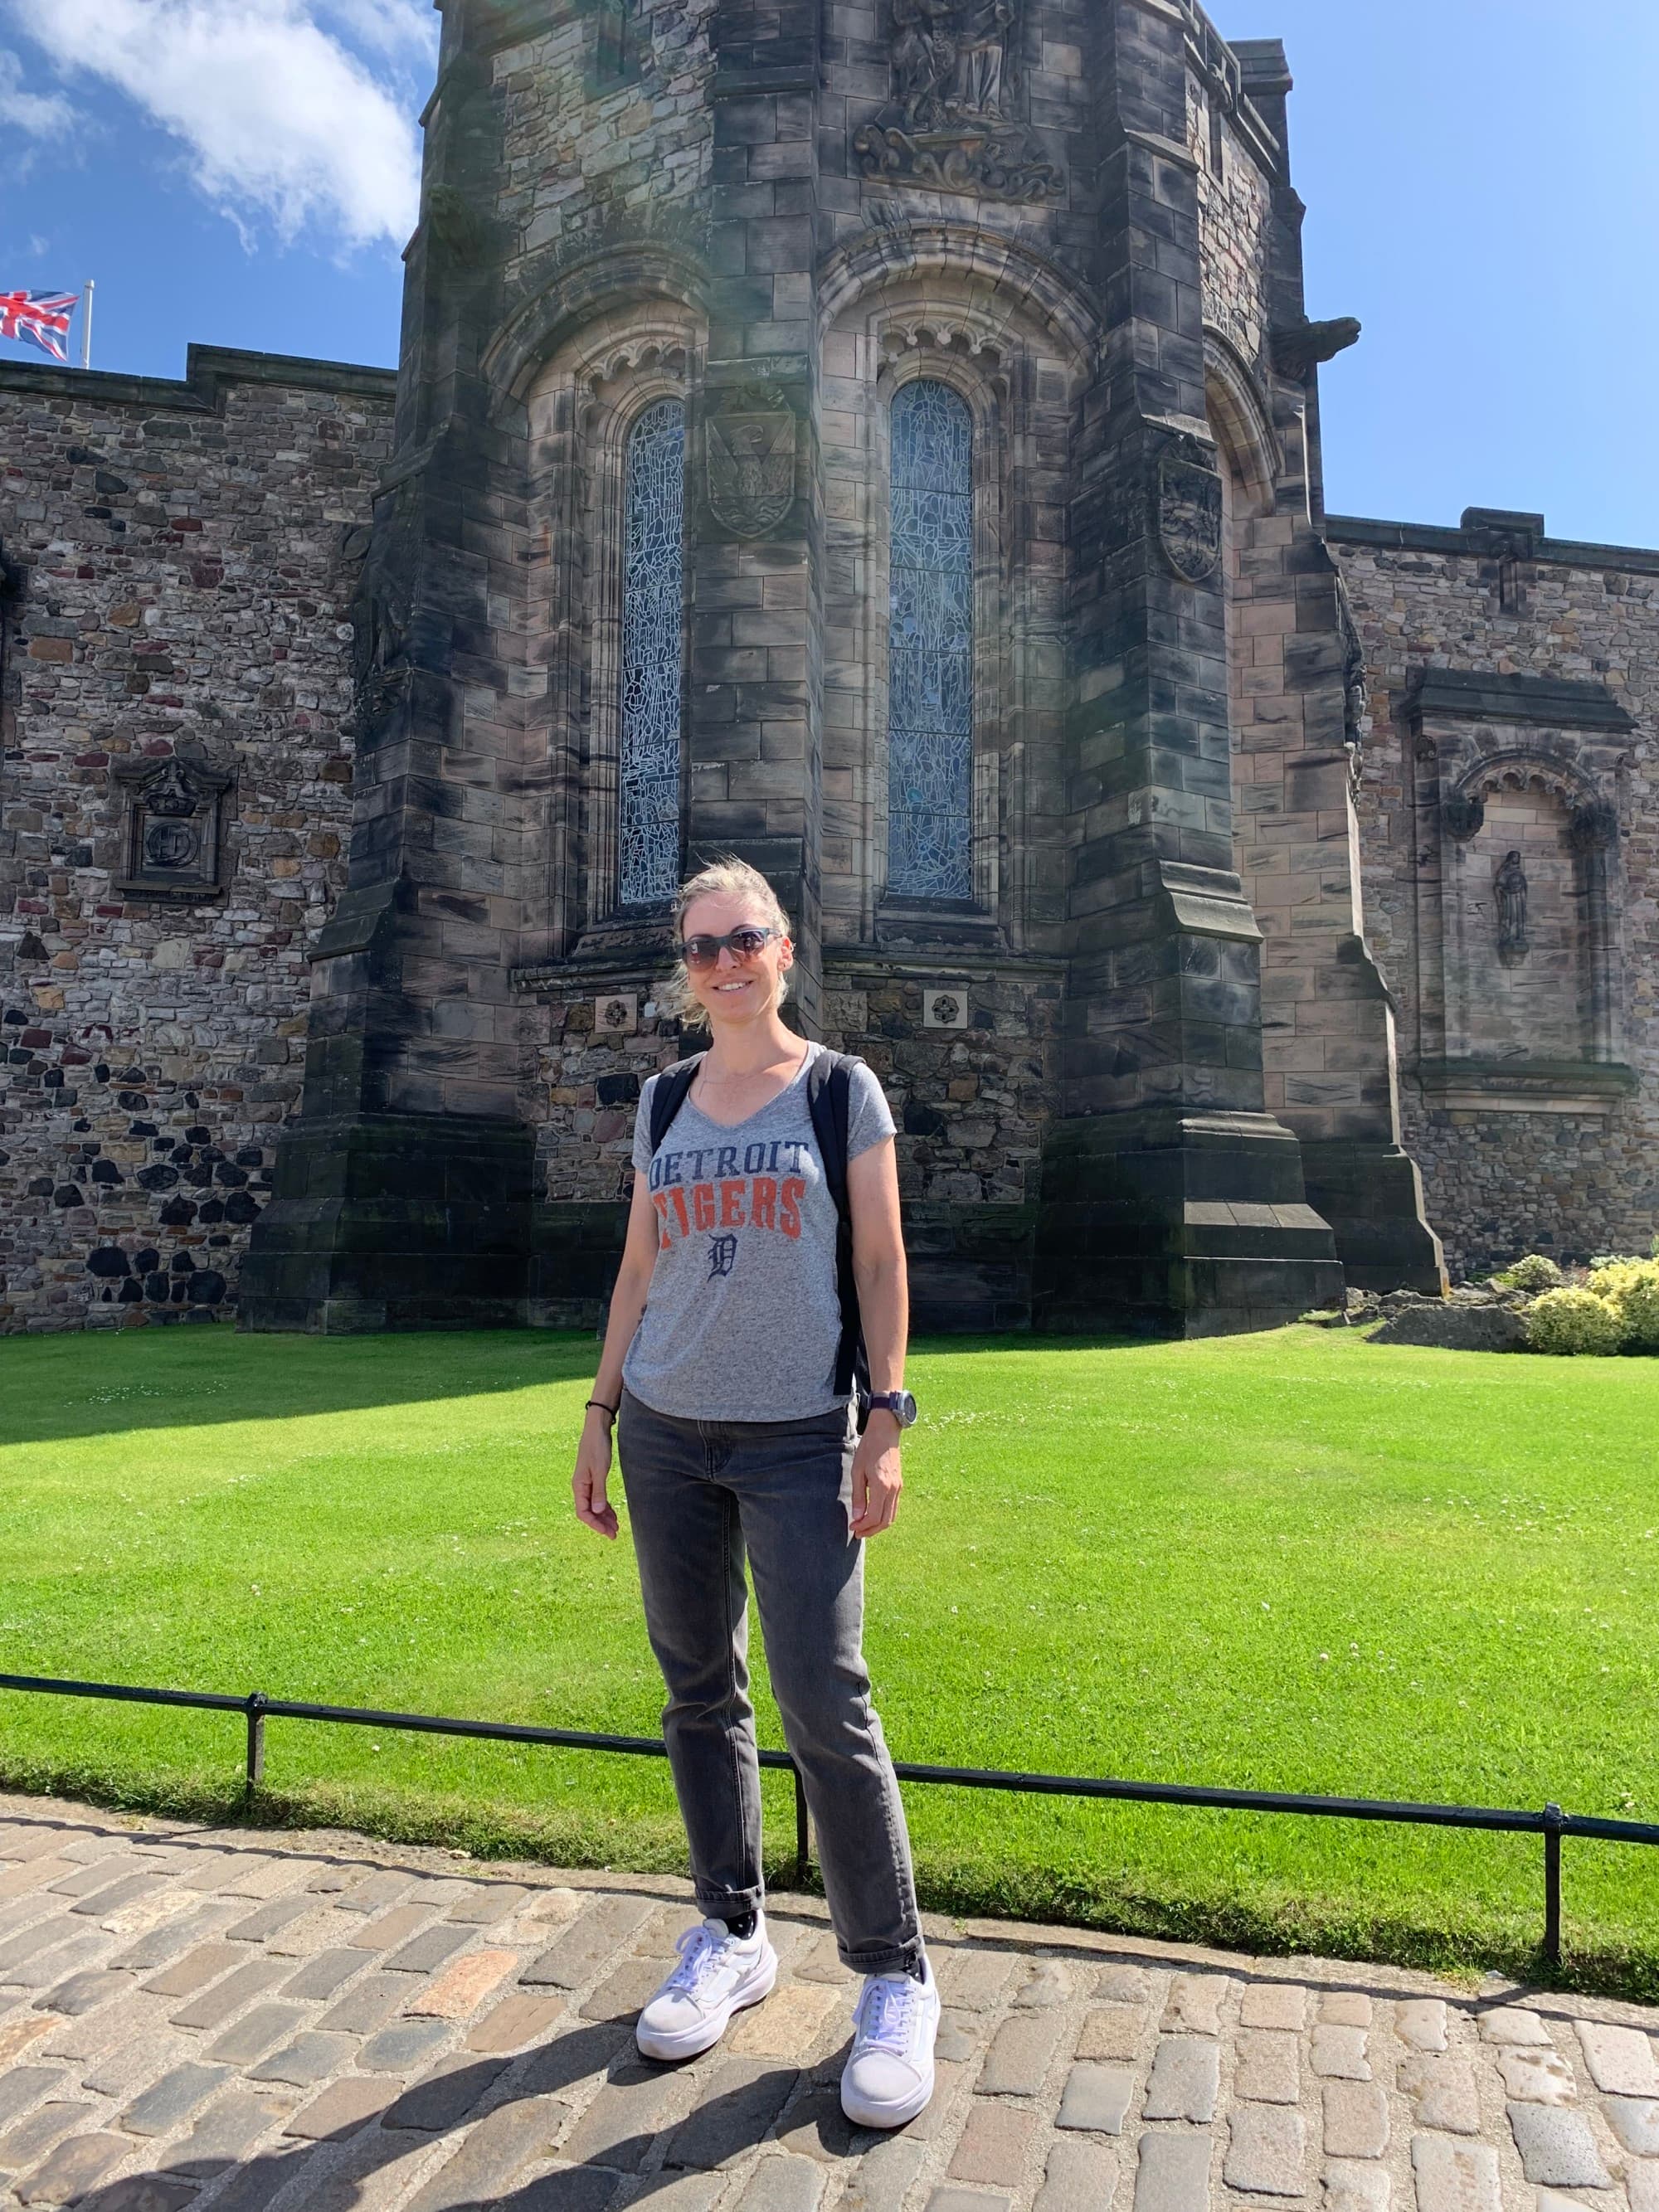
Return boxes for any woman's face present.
[680,889,793,1029]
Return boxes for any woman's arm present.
[572,1170,660,1540]
[847,1133,908,1539]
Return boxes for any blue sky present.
[2,1,1656,547]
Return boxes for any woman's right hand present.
[573,1410,620,1540]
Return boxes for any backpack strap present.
[647,1053,704,1155]
[806,1049,872,1412]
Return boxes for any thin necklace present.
[698,1041,810,1087]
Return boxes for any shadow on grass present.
[0,1322,1170,1451]
[0,1326,600,1446]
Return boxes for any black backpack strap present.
[647,1053,704,1155]
[806,1049,871,1413]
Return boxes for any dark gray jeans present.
[616,1386,923,1976]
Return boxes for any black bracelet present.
[586,1398,619,1420]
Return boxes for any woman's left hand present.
[849,1421,902,1539]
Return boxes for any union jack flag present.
[0,289,80,362]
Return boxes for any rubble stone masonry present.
[0,349,394,1331]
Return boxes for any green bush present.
[1499,1252,1565,1291]
[1585,1257,1659,1352]
[1525,1286,1629,1356]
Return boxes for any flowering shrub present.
[1498,1253,1564,1291]
[1524,1286,1628,1356]
[1585,1257,1659,1351]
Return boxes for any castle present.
[2,0,1653,1336]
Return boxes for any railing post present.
[1542,1801,1564,1966]
[245,1692,267,1801]
[793,1762,810,1885]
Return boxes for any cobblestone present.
[0,1795,1655,2212]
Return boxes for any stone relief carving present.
[703,383,798,539]
[114,744,233,898]
[1269,316,1361,382]
[1154,433,1223,585]
[853,0,1062,203]
[1494,848,1529,965]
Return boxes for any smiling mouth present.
[713,980,752,993]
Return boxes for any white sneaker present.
[840,1955,940,2127]
[635,1913,778,2061]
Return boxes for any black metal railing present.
[4,1668,1657,1967]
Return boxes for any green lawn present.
[0,1325,1654,1995]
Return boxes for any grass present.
[0,1324,1654,1996]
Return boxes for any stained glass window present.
[619,397,685,907]
[887,378,973,900]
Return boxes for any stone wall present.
[1334,513,1659,1276]
[0,348,394,1332]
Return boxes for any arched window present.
[619,396,685,907]
[888,378,973,900]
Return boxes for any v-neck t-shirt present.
[622,1043,897,1422]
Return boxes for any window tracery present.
[887,377,973,900]
[619,396,685,907]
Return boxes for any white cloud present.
[318,0,437,61]
[11,0,426,251]
[0,48,77,136]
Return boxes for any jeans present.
[616,1386,924,1976]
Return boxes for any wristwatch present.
[865,1388,918,1428]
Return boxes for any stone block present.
[248,2030,359,2086]
[384,1923,473,1974]
[1575,2021,1658,2096]
[1312,2025,1370,2078]
[1035,2137,1117,2212]
[281,1947,371,2001]
[169,1957,289,2028]
[521,1896,654,1989]
[405,1945,517,2020]
[285,2076,392,2142]
[317,1971,408,2035]
[382,2052,508,2133]
[143,1940,241,1997]
[1162,1975,1228,2035]
[358,2015,453,2073]
[1495,2047,1575,2104]
[1325,2158,1391,2212]
[162,2088,295,2172]
[1399,2056,1481,2137]
[663,2057,798,2170]
[1396,2001,1447,2053]
[1504,2103,1612,2187]
[1241,1983,1307,2031]
[732,2154,826,2212]
[1476,2007,1552,2046]
[465,1991,567,2054]
[1604,2099,1659,2156]
[727,1981,840,2060]
[1131,2129,1212,2212]
[1143,2035,1220,2122]
[34,1967,131,2016]
[979,2012,1066,2098]
[1236,2028,1300,2103]
[1409,2134,1500,2212]
[1077,2006,1146,2061]
[946,2100,1039,2187]
[1056,2063,1135,2134]
[1323,2081,1389,2158]
[121,2060,232,2136]
[1320,1993,1373,2027]
[401,2098,568,2209]
[204,2001,308,2064]
[12,2127,130,2205]
[1224,2103,1307,2195]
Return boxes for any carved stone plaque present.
[114,746,232,899]
[853,0,1062,203]
[1155,437,1223,586]
[705,388,797,539]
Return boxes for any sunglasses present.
[681,925,783,970]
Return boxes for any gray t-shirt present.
[622,1043,898,1422]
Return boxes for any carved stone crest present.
[704,386,797,539]
[852,0,1062,203]
[1155,436,1223,586]
[1443,793,1486,843]
[113,745,233,899]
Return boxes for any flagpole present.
[80,280,94,372]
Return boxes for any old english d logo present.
[707,406,796,537]
[1156,442,1223,584]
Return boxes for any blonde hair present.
[655,856,792,1028]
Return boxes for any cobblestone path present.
[0,1792,1654,2212]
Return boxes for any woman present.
[572,856,938,2128]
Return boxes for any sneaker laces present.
[664,1922,737,2000]
[853,1973,917,2053]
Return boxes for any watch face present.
[894,1389,918,1427]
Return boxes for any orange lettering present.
[652,1191,672,1248]
[779,1175,805,1238]
[718,1179,747,1228]
[751,1175,777,1230]
[669,1186,690,1238]
[693,1183,717,1232]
